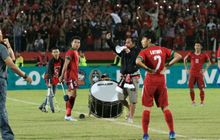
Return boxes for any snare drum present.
[89,80,123,118]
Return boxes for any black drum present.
[89,80,123,118]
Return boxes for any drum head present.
[90,80,118,102]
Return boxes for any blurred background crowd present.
[0,0,219,52]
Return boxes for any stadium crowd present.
[0,0,219,52]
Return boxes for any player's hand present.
[146,67,155,74]
[25,76,32,84]
[59,76,64,83]
[106,33,111,40]
[160,67,167,74]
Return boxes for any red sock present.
[142,110,150,134]
[190,91,195,102]
[66,96,76,116]
[200,90,205,103]
[69,96,76,107]
[164,109,174,132]
[66,101,71,116]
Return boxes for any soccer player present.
[136,31,182,140]
[106,33,141,123]
[39,47,64,113]
[184,41,211,106]
[59,36,81,121]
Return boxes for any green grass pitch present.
[6,88,220,140]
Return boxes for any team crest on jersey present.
[78,70,86,85]
[89,70,101,85]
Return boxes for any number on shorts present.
[154,55,162,71]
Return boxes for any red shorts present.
[66,79,78,90]
[142,84,168,108]
[44,78,59,86]
[188,74,205,89]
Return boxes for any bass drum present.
[89,80,123,118]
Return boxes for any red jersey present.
[217,47,220,61]
[65,48,79,81]
[187,52,209,76]
[138,46,173,86]
[45,57,64,85]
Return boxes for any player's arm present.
[203,56,211,73]
[136,56,154,73]
[166,51,182,67]
[4,56,32,83]
[183,53,189,72]
[59,56,70,82]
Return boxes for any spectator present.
[207,18,216,30]
[26,26,36,51]
[56,36,66,52]
[0,0,219,52]
[15,52,24,67]
[13,19,23,52]
[79,50,87,66]
[36,51,48,67]
[34,34,44,51]
[173,32,186,50]
[111,54,121,67]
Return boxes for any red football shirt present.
[52,59,63,85]
[217,47,220,61]
[187,52,209,76]
[64,48,79,81]
[138,46,174,86]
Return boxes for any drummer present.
[106,33,141,123]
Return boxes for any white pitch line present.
[7,97,187,138]
[7,97,39,105]
[102,118,187,138]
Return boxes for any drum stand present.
[88,94,99,117]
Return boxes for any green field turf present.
[6,88,220,140]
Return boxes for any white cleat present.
[127,117,133,123]
[192,102,196,106]
[200,103,205,106]
[64,115,78,121]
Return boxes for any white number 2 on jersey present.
[154,55,162,71]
